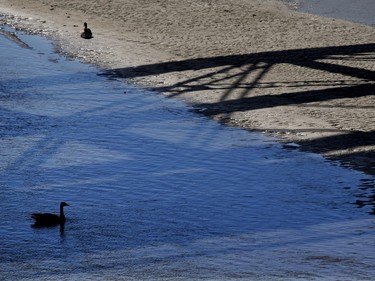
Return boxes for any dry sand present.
[0,0,374,175]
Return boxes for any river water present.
[0,26,374,280]
[295,0,375,26]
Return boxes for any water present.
[0,27,374,280]
[295,0,375,26]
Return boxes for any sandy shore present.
[0,0,374,175]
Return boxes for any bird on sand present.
[80,22,93,39]
[31,202,69,227]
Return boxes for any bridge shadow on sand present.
[103,43,375,210]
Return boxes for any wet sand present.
[0,0,374,175]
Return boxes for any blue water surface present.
[297,0,375,26]
[0,27,374,280]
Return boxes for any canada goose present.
[81,22,93,39]
[32,202,69,227]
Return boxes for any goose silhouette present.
[81,22,93,39]
[32,202,69,227]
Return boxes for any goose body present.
[81,22,93,39]
[32,202,69,227]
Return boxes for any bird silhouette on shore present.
[31,202,69,228]
[81,22,93,39]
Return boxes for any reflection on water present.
[0,27,374,280]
